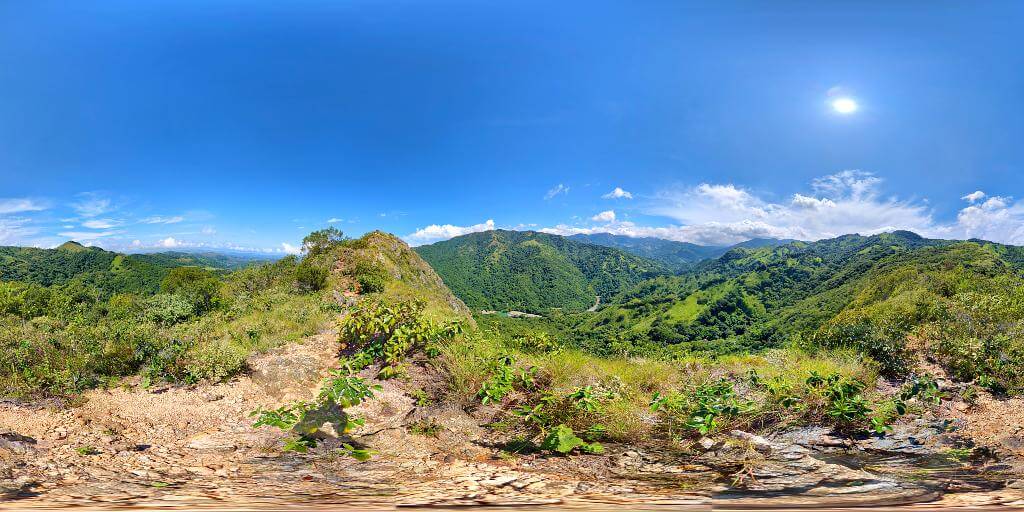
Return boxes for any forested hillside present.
[414,230,666,312]
[565,231,1024,390]
[0,242,269,297]
[569,233,727,271]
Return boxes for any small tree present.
[302,228,345,257]
[161,267,221,315]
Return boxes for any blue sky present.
[2,1,1024,253]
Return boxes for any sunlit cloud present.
[542,171,1024,246]
[591,210,616,222]
[405,219,496,245]
[602,187,633,200]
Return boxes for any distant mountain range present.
[0,241,272,295]
[568,233,793,271]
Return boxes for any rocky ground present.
[4,332,1024,510]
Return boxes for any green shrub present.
[295,260,328,292]
[353,261,388,294]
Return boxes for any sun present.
[832,97,858,114]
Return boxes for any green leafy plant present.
[539,424,604,455]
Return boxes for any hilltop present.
[414,229,665,313]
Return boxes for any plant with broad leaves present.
[540,424,604,455]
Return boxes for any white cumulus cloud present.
[602,187,633,199]
[961,191,986,203]
[541,171,1024,247]
[591,210,616,222]
[281,242,301,255]
[405,219,496,245]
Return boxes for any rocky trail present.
[4,332,1024,510]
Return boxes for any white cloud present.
[953,195,1024,244]
[634,171,935,245]
[538,171,1024,246]
[602,187,633,200]
[591,210,616,222]
[961,191,986,203]
[82,218,122,229]
[281,242,301,255]
[140,215,184,224]
[544,184,570,200]
[790,194,837,209]
[71,193,112,218]
[326,217,344,224]
[201,226,217,235]
[541,220,793,246]
[160,237,180,248]
[0,198,48,214]
[0,217,38,244]
[405,219,496,245]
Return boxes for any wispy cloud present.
[544,184,570,200]
[0,198,48,214]
[601,187,633,200]
[71,192,113,218]
[281,242,301,255]
[58,230,121,241]
[326,217,344,224]
[140,215,184,224]
[405,219,496,245]
[0,217,39,244]
[82,218,122,229]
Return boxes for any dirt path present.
[4,333,1024,509]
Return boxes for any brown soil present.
[3,332,1024,510]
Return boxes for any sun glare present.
[832,97,858,114]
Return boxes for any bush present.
[145,294,194,325]
[353,261,388,294]
[809,318,912,377]
[295,260,328,292]
[161,267,221,315]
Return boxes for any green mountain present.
[569,233,796,271]
[568,233,727,271]
[0,243,269,296]
[414,230,666,313]
[575,231,1024,360]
